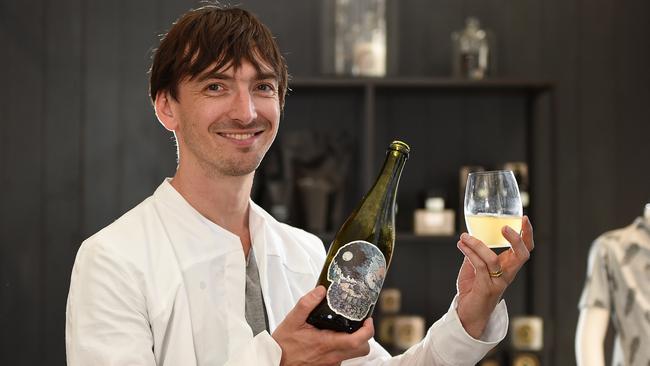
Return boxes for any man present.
[66,5,534,365]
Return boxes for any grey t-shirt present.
[245,249,269,336]
[579,217,650,366]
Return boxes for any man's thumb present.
[288,286,326,324]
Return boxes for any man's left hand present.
[455,215,535,338]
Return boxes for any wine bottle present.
[307,140,410,333]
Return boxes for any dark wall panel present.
[121,0,175,211]
[579,0,618,247]
[540,0,581,362]
[83,0,121,237]
[397,0,462,76]
[500,0,543,78]
[0,1,45,365]
[43,0,84,363]
[614,0,650,223]
[242,0,324,77]
[159,0,197,27]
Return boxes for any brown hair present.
[149,5,289,109]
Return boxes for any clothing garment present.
[66,179,508,366]
[579,217,650,366]
[245,249,269,336]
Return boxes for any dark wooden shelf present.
[290,76,553,92]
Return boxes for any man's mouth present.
[217,131,263,140]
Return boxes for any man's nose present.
[227,89,257,124]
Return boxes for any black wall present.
[1,0,648,365]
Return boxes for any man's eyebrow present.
[195,71,278,83]
[196,71,232,83]
[256,72,278,81]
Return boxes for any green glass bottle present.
[307,140,410,333]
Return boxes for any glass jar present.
[451,17,493,80]
[334,0,386,77]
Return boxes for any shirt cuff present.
[430,295,508,364]
[255,331,283,365]
[226,331,282,366]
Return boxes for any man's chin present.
[216,159,263,177]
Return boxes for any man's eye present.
[207,84,221,91]
[257,83,276,92]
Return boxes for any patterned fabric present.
[579,217,650,366]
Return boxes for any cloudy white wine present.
[465,213,522,248]
[306,141,409,333]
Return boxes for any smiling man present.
[65,5,534,366]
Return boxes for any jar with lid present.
[451,17,494,80]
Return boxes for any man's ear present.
[154,91,178,132]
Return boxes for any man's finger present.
[331,318,374,360]
[502,225,530,261]
[457,240,492,284]
[460,233,501,274]
[287,286,326,326]
[345,340,371,360]
[522,216,535,252]
[355,317,375,340]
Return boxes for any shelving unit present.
[260,76,556,360]
[289,77,553,189]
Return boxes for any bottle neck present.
[367,149,408,220]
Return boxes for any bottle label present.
[326,240,387,321]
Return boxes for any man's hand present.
[272,286,374,366]
[455,215,535,338]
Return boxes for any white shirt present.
[66,179,508,365]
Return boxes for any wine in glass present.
[464,170,523,249]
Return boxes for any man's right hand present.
[271,286,374,366]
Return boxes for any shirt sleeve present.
[343,296,508,366]
[65,239,156,366]
[578,237,611,310]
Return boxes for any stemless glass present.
[464,170,523,248]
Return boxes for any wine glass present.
[464,170,523,249]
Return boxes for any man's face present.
[169,59,280,177]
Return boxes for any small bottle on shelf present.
[451,17,493,80]
[413,195,455,236]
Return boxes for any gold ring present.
[489,269,503,278]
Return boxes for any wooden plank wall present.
[1,0,648,364]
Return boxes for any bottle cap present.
[389,140,410,155]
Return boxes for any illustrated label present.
[326,240,387,321]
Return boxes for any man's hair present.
[149,5,289,109]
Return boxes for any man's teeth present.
[221,133,255,140]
